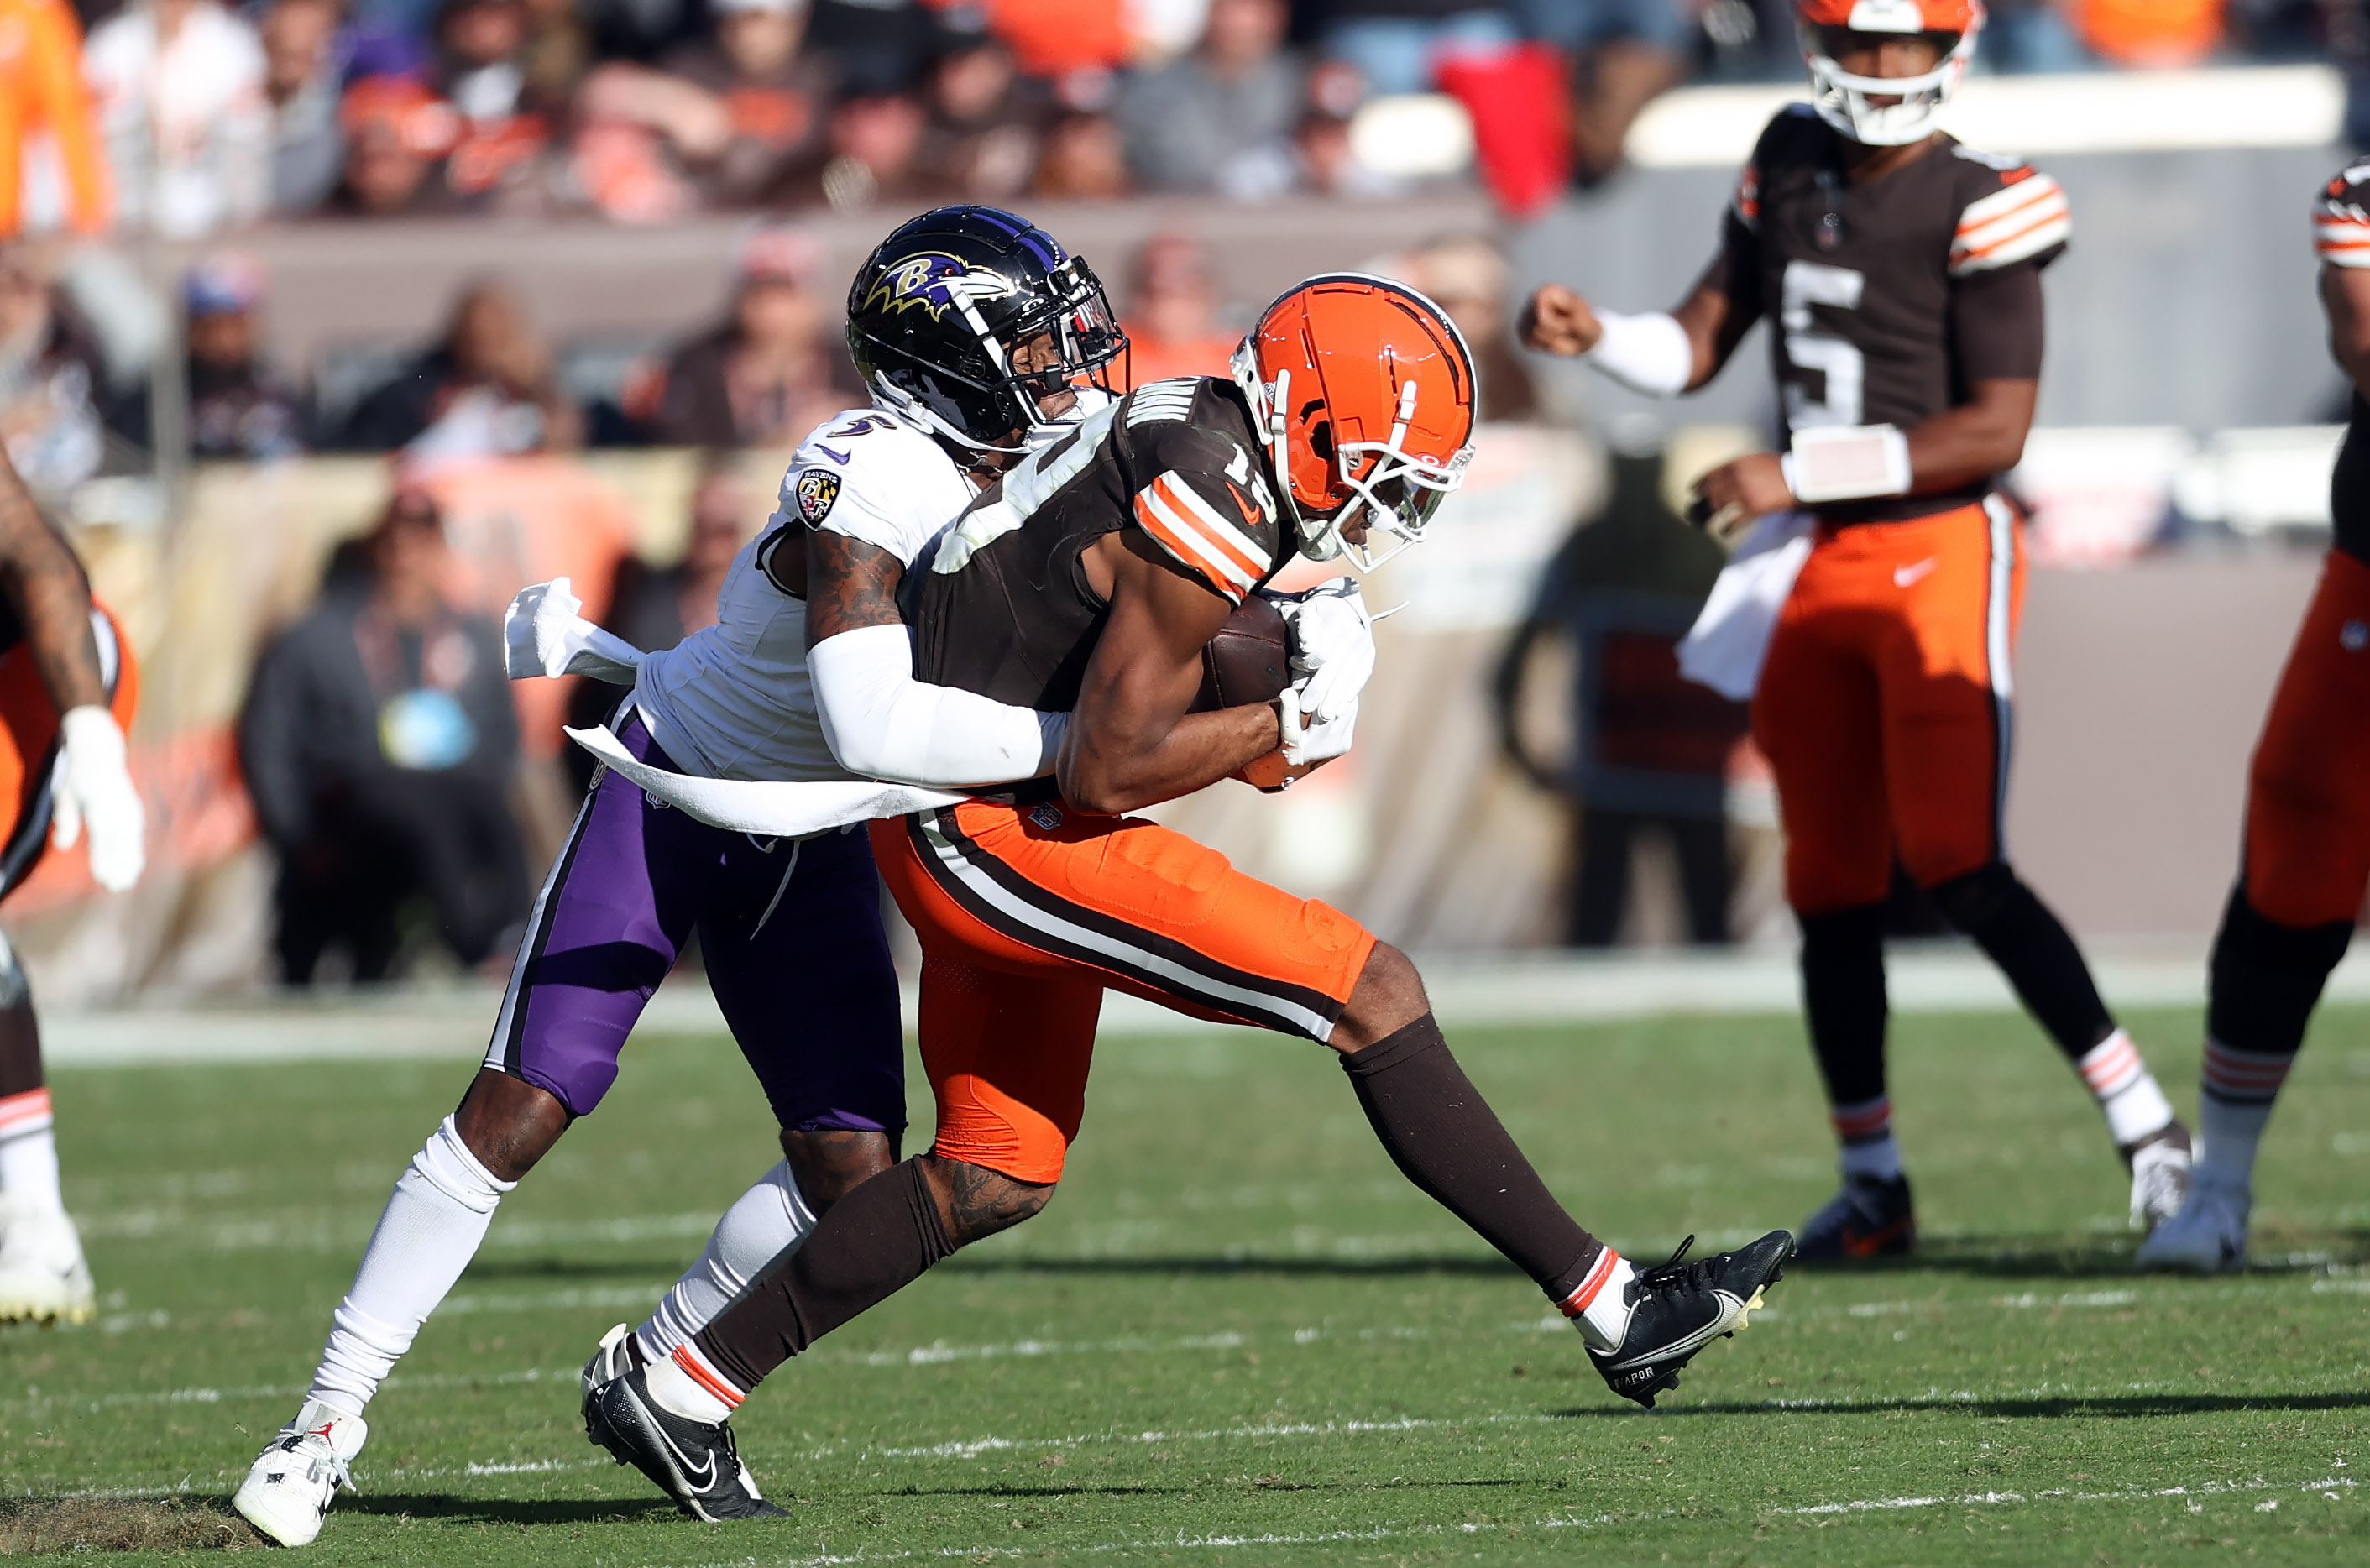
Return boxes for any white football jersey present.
[630,407,980,782]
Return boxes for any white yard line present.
[628,1474,2362,1568]
[54,940,2370,1067]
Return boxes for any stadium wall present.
[2,447,2331,1002]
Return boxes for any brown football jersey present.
[901,377,1286,713]
[1712,106,2068,525]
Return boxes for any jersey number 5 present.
[1781,260,1865,431]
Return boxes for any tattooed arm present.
[0,451,143,891]
[0,452,105,713]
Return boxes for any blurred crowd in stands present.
[0,0,2355,242]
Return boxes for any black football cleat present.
[1794,1173,1917,1262]
[586,1366,788,1522]
[580,1322,646,1433]
[1587,1231,1792,1408]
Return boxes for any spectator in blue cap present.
[183,253,311,461]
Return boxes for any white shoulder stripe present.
[1158,473,1272,575]
[1953,187,2071,260]
[1956,173,2063,233]
[1140,489,1258,591]
[1950,214,2071,274]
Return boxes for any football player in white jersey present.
[230,206,1126,1545]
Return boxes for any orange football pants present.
[1752,499,2024,915]
[0,604,139,896]
[2241,548,2370,928]
[871,800,1377,1184]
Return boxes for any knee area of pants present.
[1797,903,1886,954]
[2220,888,2354,972]
[1925,862,2018,933]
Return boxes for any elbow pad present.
[1587,310,1693,399]
[808,624,1065,788]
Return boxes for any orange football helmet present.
[1797,0,1984,147]
[1230,274,1477,571]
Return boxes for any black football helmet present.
[845,206,1126,458]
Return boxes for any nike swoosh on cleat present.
[647,1411,717,1493]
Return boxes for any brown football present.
[1195,594,1290,711]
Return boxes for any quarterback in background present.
[0,444,144,1324]
[2137,162,2370,1271]
[1520,0,2191,1255]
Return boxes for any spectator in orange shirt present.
[0,0,110,237]
[1119,232,1237,387]
[980,0,1132,79]
[2076,0,2223,65]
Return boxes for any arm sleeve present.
[808,624,1066,787]
[1950,262,2046,384]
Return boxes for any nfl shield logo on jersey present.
[796,470,841,526]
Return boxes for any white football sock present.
[0,1089,62,1212]
[636,1159,817,1362]
[306,1116,515,1418]
[2196,1095,2273,1190]
[1830,1095,1902,1180]
[2074,1030,2176,1147]
[1561,1249,1636,1353]
[646,1345,740,1424]
[1839,1134,1902,1181]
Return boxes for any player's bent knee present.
[1924,860,2018,934]
[1335,942,1429,1053]
[779,1128,899,1214]
[452,1067,573,1183]
[920,1153,1057,1246]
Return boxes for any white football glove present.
[1278,685,1357,767]
[1270,577,1377,725]
[503,577,645,684]
[52,704,144,892]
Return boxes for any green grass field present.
[6,1000,2370,1565]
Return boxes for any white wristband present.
[1586,310,1693,398]
[1782,424,1913,503]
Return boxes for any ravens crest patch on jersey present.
[794,469,842,526]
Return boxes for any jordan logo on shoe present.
[1893,557,1938,588]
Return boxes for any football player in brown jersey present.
[1520,0,2191,1260]
[0,442,143,1325]
[580,275,1796,1520]
[2137,163,2370,1272]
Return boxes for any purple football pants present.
[481,713,905,1132]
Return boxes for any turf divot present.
[0,1497,264,1553]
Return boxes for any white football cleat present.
[2135,1178,2250,1274]
[0,1196,95,1325]
[233,1400,367,1547]
[2126,1126,2192,1233]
